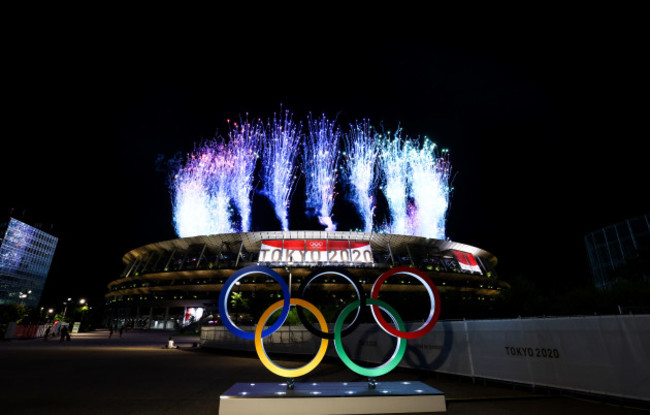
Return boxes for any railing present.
[201,325,322,355]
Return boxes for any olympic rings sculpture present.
[218,265,441,378]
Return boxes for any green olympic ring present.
[334,298,407,377]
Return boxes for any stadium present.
[105,231,507,330]
[105,112,511,329]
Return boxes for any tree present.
[0,304,29,337]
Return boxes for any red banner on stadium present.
[259,240,373,263]
[452,250,482,274]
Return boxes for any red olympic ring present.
[370,266,441,340]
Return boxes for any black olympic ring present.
[296,267,368,340]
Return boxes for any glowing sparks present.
[170,121,260,237]
[342,120,377,233]
[260,110,301,231]
[171,138,235,238]
[406,138,451,239]
[168,110,451,240]
[228,117,262,232]
[377,132,451,239]
[304,114,340,231]
[378,129,410,235]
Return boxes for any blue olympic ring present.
[218,265,290,340]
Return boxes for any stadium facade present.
[585,214,650,289]
[106,231,507,329]
[0,218,58,308]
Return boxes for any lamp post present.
[18,290,31,306]
[62,297,72,320]
[79,298,88,331]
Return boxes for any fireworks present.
[304,114,340,231]
[378,129,410,235]
[260,110,301,232]
[170,117,261,237]
[406,138,451,239]
[377,132,451,239]
[342,120,377,233]
[171,138,234,238]
[227,117,262,232]
[168,110,452,239]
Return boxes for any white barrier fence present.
[201,315,650,402]
[3,323,53,339]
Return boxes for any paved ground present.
[0,329,647,414]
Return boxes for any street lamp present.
[62,297,72,319]
[78,299,89,331]
[18,290,31,306]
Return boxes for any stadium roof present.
[122,231,497,267]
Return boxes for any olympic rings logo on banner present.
[218,265,441,378]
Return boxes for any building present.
[0,218,58,307]
[585,214,650,289]
[106,231,508,329]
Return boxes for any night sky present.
[3,13,646,311]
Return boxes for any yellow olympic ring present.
[254,298,329,378]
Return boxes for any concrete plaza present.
[0,330,647,414]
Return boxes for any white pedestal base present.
[219,381,446,414]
